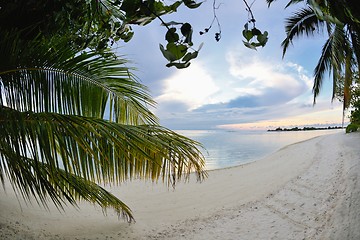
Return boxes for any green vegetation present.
[0,1,207,222]
[268,126,343,132]
[346,81,360,132]
[346,123,359,133]
[336,73,360,132]
[267,0,360,107]
[267,0,360,131]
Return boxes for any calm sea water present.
[177,129,343,170]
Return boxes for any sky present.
[116,0,347,130]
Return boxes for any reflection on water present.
[177,129,343,170]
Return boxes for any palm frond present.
[343,50,353,110]
[0,148,134,222]
[0,2,208,222]
[349,25,360,75]
[0,106,206,219]
[0,31,158,125]
[331,65,341,101]
[266,0,305,8]
[313,25,345,102]
[0,106,206,186]
[281,7,323,57]
[285,0,305,8]
[265,0,275,7]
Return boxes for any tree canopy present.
[266,0,360,111]
[0,0,207,222]
[0,0,270,69]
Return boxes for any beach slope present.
[1,131,359,239]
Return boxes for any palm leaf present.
[0,148,134,221]
[343,50,353,110]
[285,0,305,8]
[313,25,345,102]
[269,0,359,106]
[0,106,206,219]
[0,31,158,125]
[281,7,324,57]
[266,0,306,8]
[0,106,206,183]
[349,25,360,75]
[0,28,207,220]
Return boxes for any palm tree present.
[0,29,206,221]
[266,0,360,115]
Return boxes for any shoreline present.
[192,128,343,171]
[208,131,338,172]
[1,131,359,239]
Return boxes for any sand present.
[1,131,359,239]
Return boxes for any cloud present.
[116,2,341,130]
[190,50,312,111]
[226,50,310,100]
[155,62,220,111]
[227,88,298,108]
[217,101,345,130]
[151,45,328,129]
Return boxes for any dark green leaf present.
[165,28,179,43]
[242,30,253,41]
[159,43,177,62]
[257,31,269,46]
[183,0,203,9]
[162,21,183,26]
[169,1,183,11]
[182,51,198,63]
[181,23,192,36]
[120,0,141,17]
[243,41,257,50]
[166,61,191,69]
[181,23,193,44]
[120,31,134,42]
[251,28,262,36]
[166,43,188,60]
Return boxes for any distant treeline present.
[267,126,343,132]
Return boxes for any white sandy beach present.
[1,131,359,239]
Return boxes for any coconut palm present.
[0,29,206,222]
[266,0,360,113]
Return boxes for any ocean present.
[177,129,343,170]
